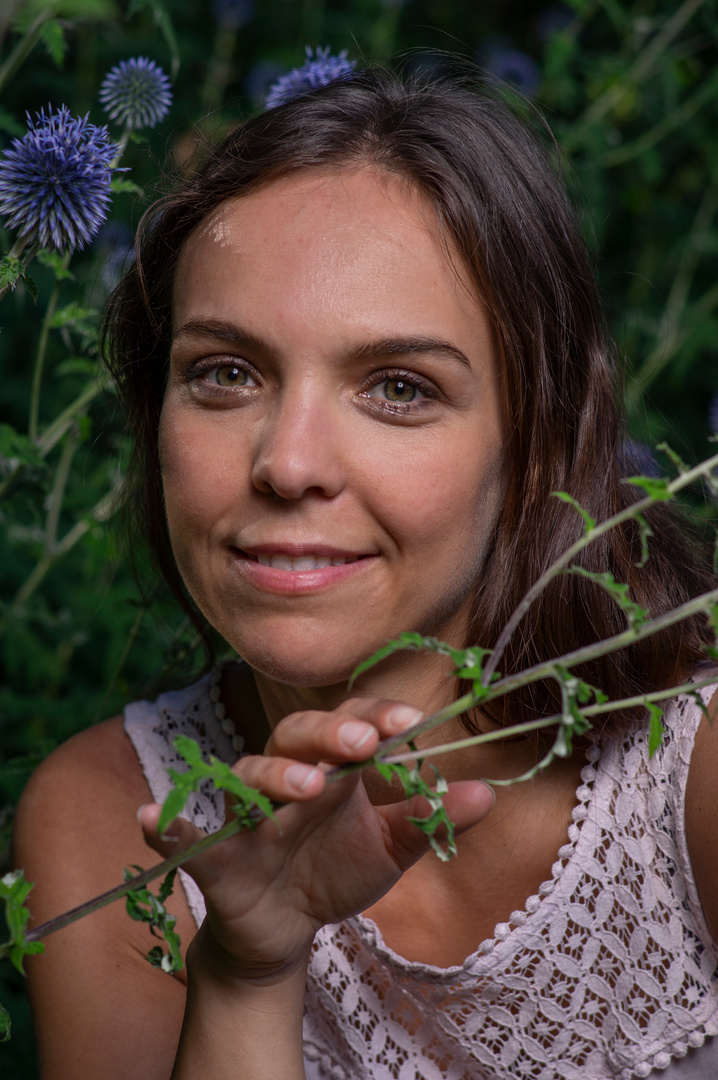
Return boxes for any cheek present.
[158,406,239,543]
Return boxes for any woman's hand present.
[139,697,495,984]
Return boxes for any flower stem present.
[482,450,718,686]
[28,256,71,440]
[0,8,52,98]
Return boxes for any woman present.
[14,68,718,1079]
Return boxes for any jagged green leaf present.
[39,19,67,67]
[374,759,456,861]
[0,255,22,293]
[623,475,673,500]
[565,566,648,629]
[0,870,45,976]
[0,999,10,1042]
[49,303,95,330]
[0,424,44,470]
[656,442,689,476]
[124,867,183,974]
[110,178,145,196]
[37,250,74,281]
[552,490,596,534]
[634,511,653,568]
[158,734,276,835]
[350,633,494,690]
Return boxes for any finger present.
[266,698,423,763]
[138,802,206,859]
[379,780,495,871]
[231,752,327,802]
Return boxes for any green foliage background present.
[0,0,717,1072]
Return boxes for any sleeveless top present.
[124,668,718,1080]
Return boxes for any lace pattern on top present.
[124,673,718,1080]
[124,666,237,926]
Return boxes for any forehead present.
[172,166,487,345]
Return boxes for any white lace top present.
[124,669,718,1080]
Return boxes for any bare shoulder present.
[13,717,194,1079]
[685,685,718,943]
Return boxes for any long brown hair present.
[102,68,715,735]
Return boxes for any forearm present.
[172,928,309,1080]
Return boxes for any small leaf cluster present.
[124,866,182,974]
[375,755,457,863]
[158,734,276,836]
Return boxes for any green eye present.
[384,378,416,402]
[215,365,248,386]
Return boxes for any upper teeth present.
[256,554,358,570]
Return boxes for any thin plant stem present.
[28,253,72,439]
[43,429,78,557]
[481,450,718,685]
[377,675,718,766]
[563,0,708,151]
[0,376,103,500]
[0,8,52,98]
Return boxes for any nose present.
[250,387,346,501]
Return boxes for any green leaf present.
[22,273,38,303]
[0,870,45,976]
[647,703,665,758]
[0,423,44,470]
[110,178,144,197]
[39,19,67,67]
[0,999,10,1042]
[634,511,653,569]
[565,566,649,630]
[656,442,689,476]
[37,250,74,281]
[350,633,494,691]
[0,255,23,293]
[54,356,95,378]
[374,759,457,861]
[551,491,596,534]
[157,735,276,835]
[123,867,183,974]
[48,303,95,330]
[623,476,673,501]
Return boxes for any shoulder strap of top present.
[124,667,238,927]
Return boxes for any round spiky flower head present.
[265,47,356,109]
[0,105,119,253]
[99,57,172,130]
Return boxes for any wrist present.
[187,920,313,992]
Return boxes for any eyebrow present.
[172,318,472,370]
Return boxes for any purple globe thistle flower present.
[618,439,662,478]
[99,57,172,130]
[487,47,541,97]
[709,393,718,434]
[265,47,357,109]
[0,105,119,254]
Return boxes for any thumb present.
[380,780,495,871]
[137,802,206,861]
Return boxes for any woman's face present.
[161,167,505,687]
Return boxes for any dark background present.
[1,0,717,1073]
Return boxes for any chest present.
[362,769,581,967]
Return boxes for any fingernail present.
[386,705,423,732]
[285,763,320,792]
[339,720,374,750]
[136,804,148,826]
[478,781,497,808]
[159,832,180,843]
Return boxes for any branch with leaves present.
[1,446,716,1039]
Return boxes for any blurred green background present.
[1,0,717,1073]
